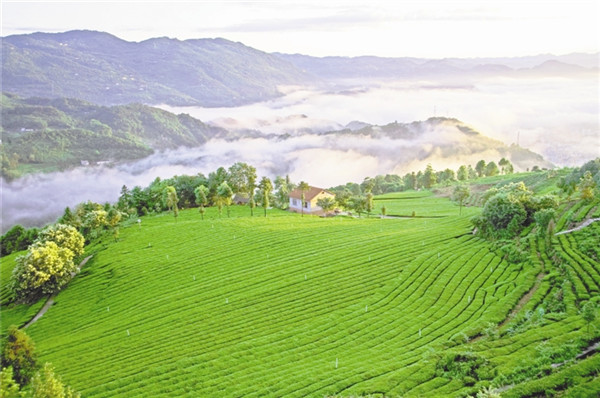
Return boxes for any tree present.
[438,168,456,184]
[581,301,596,336]
[534,208,555,237]
[247,171,257,216]
[274,176,291,209]
[258,177,273,217]
[579,171,597,202]
[475,160,486,178]
[58,207,77,228]
[485,161,500,177]
[452,184,470,215]
[457,165,468,181]
[30,363,80,398]
[11,241,77,302]
[163,186,179,220]
[194,185,209,220]
[365,191,374,217]
[472,193,527,239]
[106,208,122,241]
[217,181,234,218]
[421,164,437,188]
[117,185,132,211]
[349,196,366,217]
[316,197,336,213]
[1,326,37,387]
[0,366,23,397]
[10,224,84,302]
[37,224,84,259]
[0,225,38,257]
[207,167,229,205]
[404,172,417,190]
[498,158,514,175]
[228,162,257,215]
[298,181,310,217]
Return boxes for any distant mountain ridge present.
[3,30,598,107]
[275,52,599,80]
[2,30,312,107]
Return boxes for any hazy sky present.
[2,0,598,58]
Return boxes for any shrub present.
[1,326,37,387]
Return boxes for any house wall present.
[309,191,335,212]
[289,191,335,213]
[289,197,303,211]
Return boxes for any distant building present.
[233,194,249,205]
[288,186,335,214]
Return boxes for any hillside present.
[1,170,599,397]
[317,117,553,172]
[2,30,312,106]
[0,93,227,177]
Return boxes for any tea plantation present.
[2,188,599,397]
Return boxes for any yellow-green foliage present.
[30,363,80,398]
[10,225,84,301]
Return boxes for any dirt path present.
[498,272,546,329]
[470,272,545,344]
[22,255,93,329]
[555,218,600,236]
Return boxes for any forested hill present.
[0,93,227,178]
[2,30,312,107]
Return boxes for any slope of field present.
[3,189,598,397]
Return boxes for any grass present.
[1,188,598,397]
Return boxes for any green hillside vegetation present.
[2,30,310,107]
[0,93,226,178]
[1,160,598,397]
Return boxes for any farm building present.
[288,186,335,214]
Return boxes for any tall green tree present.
[475,160,486,178]
[498,158,514,175]
[422,164,437,188]
[117,185,132,211]
[298,181,310,217]
[456,165,468,181]
[217,181,234,218]
[207,167,229,205]
[365,191,374,217]
[274,176,291,209]
[452,184,470,215]
[228,162,257,215]
[349,195,366,218]
[194,185,209,220]
[163,186,179,220]
[485,161,500,177]
[247,171,257,216]
[579,171,597,202]
[1,326,37,387]
[258,177,273,217]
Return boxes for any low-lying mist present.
[161,73,599,165]
[2,72,598,232]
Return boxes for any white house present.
[288,186,335,214]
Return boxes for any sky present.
[2,0,599,58]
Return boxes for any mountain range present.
[3,30,598,107]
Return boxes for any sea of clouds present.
[2,73,598,231]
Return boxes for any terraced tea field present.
[2,190,598,396]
